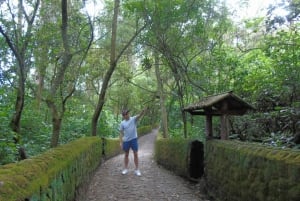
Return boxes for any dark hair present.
[122,109,130,116]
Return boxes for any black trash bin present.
[188,140,204,181]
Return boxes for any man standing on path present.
[119,108,147,176]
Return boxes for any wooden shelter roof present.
[183,91,254,116]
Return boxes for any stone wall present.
[155,136,204,181]
[0,125,154,201]
[0,136,121,201]
[205,140,300,201]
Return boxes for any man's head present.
[122,109,130,120]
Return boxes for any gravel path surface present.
[85,129,210,201]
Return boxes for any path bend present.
[85,129,209,201]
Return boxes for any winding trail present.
[85,129,209,201]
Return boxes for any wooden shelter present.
[183,91,254,140]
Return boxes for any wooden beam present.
[189,109,247,116]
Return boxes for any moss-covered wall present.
[103,138,122,159]
[0,126,154,201]
[138,125,154,137]
[205,140,300,201]
[155,137,190,178]
[0,136,122,201]
[154,135,204,181]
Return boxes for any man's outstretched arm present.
[136,107,148,121]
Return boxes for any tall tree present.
[0,0,40,134]
[91,0,147,136]
[46,0,73,147]
[43,0,93,147]
[154,52,168,138]
[139,0,230,137]
[91,0,120,136]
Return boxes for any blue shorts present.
[123,138,138,152]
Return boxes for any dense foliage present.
[0,0,299,165]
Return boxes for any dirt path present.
[85,129,209,201]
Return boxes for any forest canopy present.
[0,0,299,165]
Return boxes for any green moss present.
[104,138,122,159]
[138,125,153,137]
[288,165,300,184]
[155,137,191,177]
[205,140,300,201]
[0,136,102,201]
[288,184,300,201]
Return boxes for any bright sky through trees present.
[226,0,288,21]
[83,0,289,23]
[85,0,104,17]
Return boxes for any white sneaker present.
[122,169,128,175]
[135,169,141,176]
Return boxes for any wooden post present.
[220,114,229,140]
[206,115,213,139]
[220,101,229,140]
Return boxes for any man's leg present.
[133,151,139,169]
[132,138,141,176]
[133,151,141,176]
[122,141,130,175]
[124,151,129,169]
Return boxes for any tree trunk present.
[10,1,25,133]
[92,0,120,136]
[36,67,45,110]
[154,52,168,138]
[91,0,147,136]
[47,100,62,147]
[156,37,188,138]
[52,118,62,147]
[45,0,72,147]
[167,58,188,138]
[10,79,25,134]
[0,0,40,136]
[182,108,188,138]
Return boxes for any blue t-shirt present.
[119,116,138,142]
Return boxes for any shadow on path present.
[85,129,209,201]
